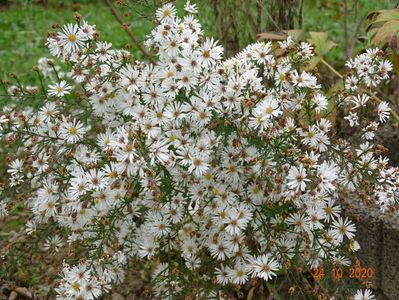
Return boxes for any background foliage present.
[1,0,398,84]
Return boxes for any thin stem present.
[34,69,48,99]
[12,75,27,96]
[298,0,304,30]
[349,0,361,58]
[256,0,262,33]
[320,59,343,79]
[343,0,349,60]
[0,79,8,95]
[104,0,157,65]
[257,0,282,31]
[51,64,60,82]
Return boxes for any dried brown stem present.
[349,0,362,58]
[343,0,349,59]
[103,0,156,65]
[256,0,263,33]
[343,0,362,59]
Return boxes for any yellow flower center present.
[265,106,273,114]
[167,70,174,78]
[204,173,212,180]
[163,8,171,17]
[68,34,77,42]
[69,127,78,135]
[72,281,80,291]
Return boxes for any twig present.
[257,0,282,31]
[103,0,156,65]
[343,0,349,59]
[298,0,304,30]
[256,0,263,33]
[321,59,343,79]
[349,0,362,58]
[343,0,361,59]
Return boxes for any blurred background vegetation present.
[0,0,398,85]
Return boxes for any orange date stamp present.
[311,260,374,281]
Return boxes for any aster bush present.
[0,1,398,299]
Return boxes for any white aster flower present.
[354,289,375,300]
[48,80,71,97]
[58,23,86,54]
[377,101,390,123]
[287,164,310,192]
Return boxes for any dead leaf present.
[256,32,288,41]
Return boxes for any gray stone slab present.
[343,198,399,300]
[380,213,399,300]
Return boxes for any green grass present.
[0,0,156,84]
[0,0,398,86]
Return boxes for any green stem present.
[321,59,343,79]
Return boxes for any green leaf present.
[307,32,337,57]
[305,56,322,71]
[286,29,305,41]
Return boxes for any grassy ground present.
[0,0,397,85]
[0,0,155,84]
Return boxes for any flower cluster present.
[55,257,126,300]
[1,2,397,299]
